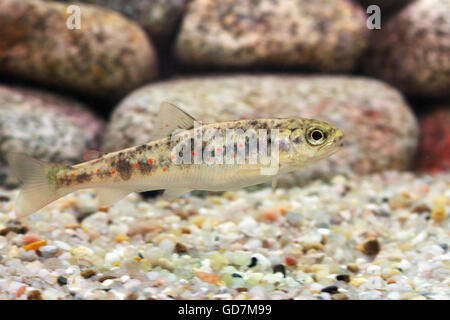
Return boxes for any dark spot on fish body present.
[56,176,71,188]
[116,160,132,180]
[76,172,92,183]
[136,144,147,153]
[137,160,152,175]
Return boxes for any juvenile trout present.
[7,102,344,217]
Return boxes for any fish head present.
[287,119,344,167]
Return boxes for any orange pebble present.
[196,272,220,284]
[156,278,166,286]
[265,209,280,221]
[285,256,297,266]
[115,234,129,243]
[23,234,40,244]
[23,240,47,251]
[16,286,26,298]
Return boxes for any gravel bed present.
[0,171,448,300]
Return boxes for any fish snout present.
[334,129,345,147]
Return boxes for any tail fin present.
[7,152,61,218]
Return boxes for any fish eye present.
[312,130,323,140]
[306,128,327,146]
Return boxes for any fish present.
[7,102,344,218]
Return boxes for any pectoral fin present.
[161,188,192,201]
[96,188,133,207]
[271,177,278,190]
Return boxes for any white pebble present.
[239,217,258,234]
[359,290,382,300]
[251,253,271,271]
[124,279,141,291]
[286,211,304,226]
[145,247,164,264]
[387,292,400,300]
[39,245,58,258]
[159,239,175,253]
[105,252,121,266]
[245,239,262,251]
[102,279,114,287]
[317,228,331,236]
[398,259,411,271]
[310,282,323,292]
[38,269,50,278]
[65,266,78,275]
[54,241,71,251]
[147,272,159,281]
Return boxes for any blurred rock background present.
[0,0,449,188]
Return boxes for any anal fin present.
[161,188,192,201]
[96,188,133,207]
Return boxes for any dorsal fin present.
[148,102,197,141]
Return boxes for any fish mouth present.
[318,130,344,154]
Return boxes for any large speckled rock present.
[103,75,418,186]
[365,0,450,97]
[52,0,188,38]
[415,108,450,174]
[0,85,105,187]
[0,0,157,98]
[175,0,368,72]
